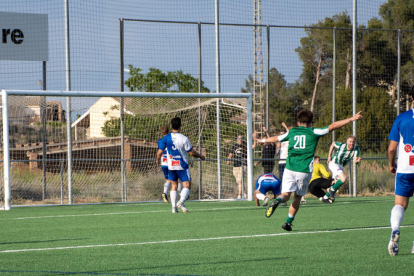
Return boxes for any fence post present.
[119,18,127,202]
[332,28,336,143]
[42,61,47,200]
[397,29,401,115]
[60,159,64,204]
[215,0,222,199]
[352,0,358,197]
[198,22,203,200]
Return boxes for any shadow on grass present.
[0,238,89,245]
[89,256,288,275]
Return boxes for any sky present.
[0,0,388,117]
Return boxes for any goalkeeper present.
[254,173,281,207]
[323,136,361,203]
[308,156,334,201]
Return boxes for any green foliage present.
[315,87,395,153]
[125,65,210,93]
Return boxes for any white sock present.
[170,191,177,208]
[177,183,183,193]
[390,205,405,231]
[179,188,190,203]
[163,182,170,194]
[256,193,266,201]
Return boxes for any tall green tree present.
[294,12,353,114]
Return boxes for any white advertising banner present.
[0,12,48,61]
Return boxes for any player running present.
[157,125,182,203]
[387,88,414,256]
[157,117,205,213]
[257,110,363,231]
[254,173,282,207]
[322,136,361,203]
[158,125,171,203]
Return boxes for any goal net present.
[1,90,253,209]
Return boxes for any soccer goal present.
[1,89,253,210]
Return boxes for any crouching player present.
[254,173,281,207]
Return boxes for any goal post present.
[1,89,253,209]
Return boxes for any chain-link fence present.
[1,0,411,205]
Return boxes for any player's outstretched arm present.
[328,111,363,132]
[256,135,279,144]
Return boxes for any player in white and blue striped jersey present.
[254,174,281,207]
[387,88,414,256]
[157,125,171,203]
[157,117,205,214]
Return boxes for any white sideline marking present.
[1,225,412,254]
[4,200,393,220]
[6,207,254,220]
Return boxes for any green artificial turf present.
[0,197,412,275]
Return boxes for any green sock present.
[286,215,295,224]
[325,179,343,197]
[276,197,282,203]
[332,179,343,191]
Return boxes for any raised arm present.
[327,142,335,164]
[262,127,275,146]
[281,122,289,132]
[328,111,363,132]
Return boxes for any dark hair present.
[410,86,414,98]
[314,156,320,161]
[171,117,181,130]
[160,125,169,135]
[297,110,313,125]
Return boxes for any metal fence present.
[0,0,411,205]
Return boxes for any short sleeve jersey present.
[331,142,360,167]
[157,138,168,166]
[388,109,414,174]
[278,126,330,173]
[254,174,281,195]
[158,132,193,170]
[230,143,247,167]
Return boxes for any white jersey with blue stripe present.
[159,132,193,170]
[157,138,169,166]
[388,108,414,174]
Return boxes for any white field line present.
[3,199,394,221]
[1,224,412,254]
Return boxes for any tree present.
[295,12,353,113]
[124,65,210,93]
[240,68,297,129]
[315,87,395,153]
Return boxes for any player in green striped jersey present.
[324,136,361,202]
[257,110,363,231]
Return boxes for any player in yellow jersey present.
[308,156,334,202]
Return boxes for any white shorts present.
[281,168,312,196]
[328,162,344,179]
